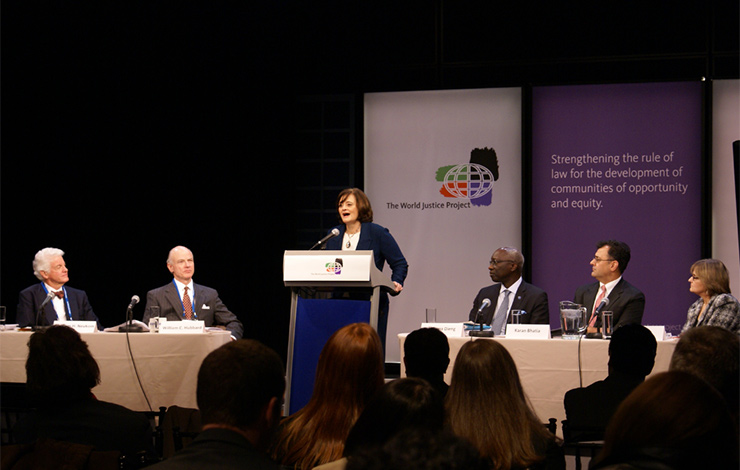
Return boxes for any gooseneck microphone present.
[593,296,610,317]
[586,297,611,339]
[119,294,144,332]
[310,228,340,250]
[127,295,140,311]
[33,291,57,330]
[470,298,494,337]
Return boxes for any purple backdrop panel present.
[531,82,702,335]
[290,297,371,414]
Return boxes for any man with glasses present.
[468,247,550,334]
[574,240,645,333]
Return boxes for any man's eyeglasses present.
[592,257,615,263]
[490,259,514,266]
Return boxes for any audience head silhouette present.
[591,370,739,469]
[345,427,488,470]
[270,322,384,469]
[25,325,100,405]
[669,325,739,423]
[607,323,657,377]
[445,339,562,470]
[344,377,444,457]
[403,328,450,396]
[197,339,285,449]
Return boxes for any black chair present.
[544,417,557,434]
[137,406,167,461]
[561,419,604,470]
[1,382,36,445]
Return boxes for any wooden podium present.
[283,250,396,414]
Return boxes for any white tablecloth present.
[1,330,232,411]
[398,334,677,436]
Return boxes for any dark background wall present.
[2,1,737,359]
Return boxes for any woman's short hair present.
[337,188,374,223]
[25,325,100,404]
[32,247,65,281]
[690,258,731,296]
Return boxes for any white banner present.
[364,88,522,361]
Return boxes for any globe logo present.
[325,261,342,275]
[442,163,494,199]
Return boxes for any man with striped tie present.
[143,246,243,339]
[573,240,645,334]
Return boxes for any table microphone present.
[470,298,494,337]
[119,295,144,332]
[33,291,56,330]
[586,297,610,339]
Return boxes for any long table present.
[0,330,232,411]
[398,334,677,437]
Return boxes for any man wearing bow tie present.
[469,247,551,335]
[16,247,101,329]
[143,246,243,339]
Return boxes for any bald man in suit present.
[143,246,243,339]
[469,247,550,334]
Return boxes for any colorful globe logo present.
[325,262,342,274]
[442,163,494,199]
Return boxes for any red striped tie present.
[183,286,194,320]
[589,285,606,327]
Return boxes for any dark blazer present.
[573,278,645,328]
[324,222,408,286]
[469,281,550,325]
[148,428,279,470]
[13,397,154,457]
[142,282,243,339]
[563,371,645,441]
[16,283,101,329]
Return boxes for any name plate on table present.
[645,325,666,341]
[159,320,205,334]
[505,324,551,339]
[421,323,465,337]
[54,321,97,333]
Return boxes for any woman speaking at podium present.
[324,188,408,350]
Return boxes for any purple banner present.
[531,82,703,334]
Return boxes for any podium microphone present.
[33,291,56,330]
[310,228,340,250]
[470,298,494,337]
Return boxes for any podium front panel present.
[289,297,371,414]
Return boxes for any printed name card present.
[421,323,465,337]
[645,325,667,341]
[505,324,551,339]
[159,320,206,334]
[55,321,98,333]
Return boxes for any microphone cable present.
[124,304,153,412]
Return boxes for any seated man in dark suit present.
[403,327,450,398]
[16,247,102,329]
[13,325,154,458]
[563,323,657,441]
[148,339,285,470]
[143,245,244,339]
[573,239,645,333]
[469,247,550,335]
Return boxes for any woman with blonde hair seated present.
[270,323,385,470]
[682,258,740,334]
[445,340,564,470]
